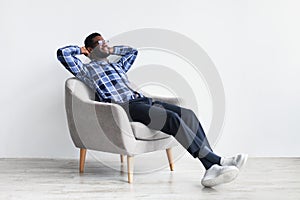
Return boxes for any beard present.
[89,46,110,60]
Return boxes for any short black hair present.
[84,32,101,48]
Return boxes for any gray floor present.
[0,154,299,200]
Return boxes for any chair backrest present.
[65,77,95,101]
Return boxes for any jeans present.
[116,96,221,169]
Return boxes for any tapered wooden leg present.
[127,156,134,183]
[120,155,125,164]
[79,148,87,173]
[166,148,174,171]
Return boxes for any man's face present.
[87,35,110,59]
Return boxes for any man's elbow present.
[56,47,69,64]
[133,48,138,55]
[56,47,71,61]
[57,46,70,57]
[56,48,63,58]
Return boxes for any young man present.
[57,32,247,187]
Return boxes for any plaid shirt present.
[57,45,144,103]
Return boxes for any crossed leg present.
[124,98,221,169]
[151,100,221,169]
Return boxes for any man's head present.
[84,32,110,59]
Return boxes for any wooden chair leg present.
[166,148,174,171]
[120,155,125,164]
[79,148,87,173]
[127,156,134,183]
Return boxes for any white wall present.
[0,0,299,158]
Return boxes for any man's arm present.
[110,46,138,73]
[57,45,88,76]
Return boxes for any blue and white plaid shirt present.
[57,45,144,103]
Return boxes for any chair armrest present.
[86,99,137,154]
[65,88,137,155]
[149,95,183,106]
[141,91,183,106]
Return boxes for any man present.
[57,32,247,187]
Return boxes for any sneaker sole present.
[201,168,239,187]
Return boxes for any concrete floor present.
[0,154,299,200]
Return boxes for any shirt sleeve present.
[57,45,83,76]
[111,46,138,73]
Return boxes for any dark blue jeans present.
[117,96,221,169]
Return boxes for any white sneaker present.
[201,164,239,187]
[221,154,248,170]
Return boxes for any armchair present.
[64,77,182,183]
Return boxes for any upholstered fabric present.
[65,77,181,156]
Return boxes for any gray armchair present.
[65,77,182,183]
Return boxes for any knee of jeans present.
[181,108,195,117]
[188,108,196,115]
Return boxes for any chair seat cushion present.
[130,122,171,141]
